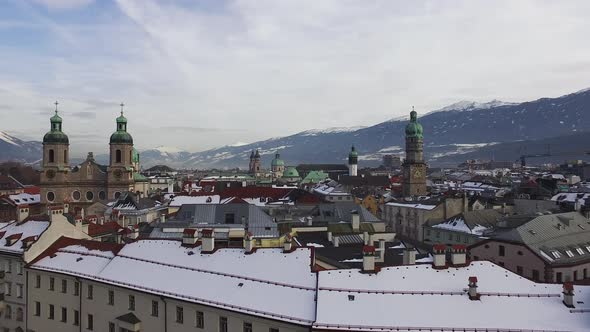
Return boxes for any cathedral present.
[40,104,148,215]
[402,109,427,196]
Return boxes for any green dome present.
[43,110,69,144]
[283,166,299,178]
[110,131,134,144]
[405,110,423,138]
[271,153,285,167]
[110,111,133,144]
[132,148,140,163]
[349,145,358,158]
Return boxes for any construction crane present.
[519,148,590,167]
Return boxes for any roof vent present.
[187,251,194,256]
[76,257,83,262]
[238,283,244,287]
[348,295,355,301]
[50,254,57,258]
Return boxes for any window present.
[219,317,228,332]
[108,290,114,305]
[47,191,55,202]
[551,251,561,259]
[16,307,23,322]
[99,191,106,200]
[16,283,23,298]
[517,266,523,275]
[574,270,578,281]
[584,268,588,279]
[270,329,279,332]
[61,307,67,322]
[74,310,80,326]
[86,191,94,201]
[565,250,574,258]
[576,248,585,255]
[6,260,11,273]
[16,262,22,275]
[109,322,115,332]
[5,282,11,296]
[35,274,41,288]
[176,306,184,323]
[151,300,159,317]
[517,251,523,256]
[49,149,55,163]
[556,272,563,283]
[196,311,204,328]
[532,269,540,281]
[34,301,40,316]
[48,304,55,320]
[225,213,235,224]
[61,279,67,293]
[49,277,55,291]
[244,322,253,332]
[128,295,135,310]
[74,281,79,295]
[5,305,11,319]
[64,149,68,163]
[87,284,93,299]
[72,191,81,201]
[498,245,505,257]
[116,149,122,163]
[87,314,94,330]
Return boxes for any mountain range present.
[2,87,590,169]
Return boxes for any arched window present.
[16,307,23,321]
[64,149,68,163]
[130,150,133,163]
[116,149,122,163]
[49,149,55,163]
[5,305,12,319]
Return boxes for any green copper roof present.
[110,111,133,144]
[283,166,300,178]
[349,145,358,158]
[405,110,423,138]
[133,172,148,182]
[132,148,140,163]
[271,153,285,167]
[43,110,69,144]
[301,170,329,184]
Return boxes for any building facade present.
[248,150,261,175]
[347,146,358,177]
[402,110,427,197]
[39,107,143,216]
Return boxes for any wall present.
[470,241,548,282]
[0,254,26,331]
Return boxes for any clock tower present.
[107,104,135,200]
[402,109,427,197]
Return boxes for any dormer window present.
[551,250,561,259]
[576,248,585,255]
[565,250,574,258]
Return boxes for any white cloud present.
[2,0,590,156]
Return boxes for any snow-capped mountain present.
[0,131,43,164]
[2,87,590,168]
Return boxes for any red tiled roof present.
[183,228,197,236]
[223,197,249,204]
[6,233,22,241]
[0,231,5,239]
[433,244,447,252]
[452,244,467,251]
[563,282,574,291]
[0,175,23,190]
[469,276,478,283]
[362,245,376,253]
[22,235,38,243]
[29,236,124,265]
[88,221,123,237]
[23,186,40,195]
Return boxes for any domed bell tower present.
[40,101,70,204]
[402,108,427,197]
[348,145,358,176]
[107,103,134,200]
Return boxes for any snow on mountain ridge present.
[300,126,367,136]
[433,99,515,113]
[0,131,21,146]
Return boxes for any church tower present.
[348,145,358,176]
[107,104,135,200]
[402,109,427,197]
[40,102,70,204]
[271,153,285,178]
[249,149,261,175]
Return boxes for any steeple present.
[110,103,133,144]
[43,101,69,144]
[348,145,358,176]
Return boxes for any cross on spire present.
[54,101,59,114]
[120,102,125,115]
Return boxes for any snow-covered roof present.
[432,217,490,236]
[314,261,590,331]
[0,219,50,254]
[7,193,41,206]
[386,202,437,210]
[169,195,221,207]
[31,239,317,325]
[551,192,590,204]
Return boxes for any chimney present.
[403,247,417,265]
[161,213,166,223]
[351,210,360,232]
[463,194,469,212]
[244,232,255,253]
[63,203,69,214]
[306,216,313,226]
[362,245,376,272]
[48,205,64,222]
[17,206,29,222]
[433,244,447,269]
[201,229,215,252]
[129,224,139,240]
[283,234,293,252]
[363,231,369,245]
[468,276,480,300]
[563,282,575,308]
[501,203,507,215]
[333,236,339,248]
[182,228,198,246]
[451,245,467,266]
[377,239,385,262]
[327,231,333,242]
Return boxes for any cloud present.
[69,111,96,119]
[29,0,94,10]
[158,126,246,133]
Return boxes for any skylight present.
[551,251,561,259]
[565,250,574,258]
[576,248,584,255]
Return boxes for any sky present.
[1,0,589,156]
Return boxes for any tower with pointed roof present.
[348,145,358,176]
[40,102,71,204]
[402,109,427,197]
[107,104,135,200]
[249,149,261,175]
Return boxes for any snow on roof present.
[30,239,317,325]
[314,261,590,331]
[386,202,437,210]
[33,244,116,276]
[431,217,490,236]
[551,192,590,203]
[0,219,50,254]
[8,193,40,205]
[169,195,221,207]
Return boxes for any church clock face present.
[114,169,123,179]
[413,168,422,179]
[46,169,55,179]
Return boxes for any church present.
[39,103,148,215]
[402,109,428,196]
